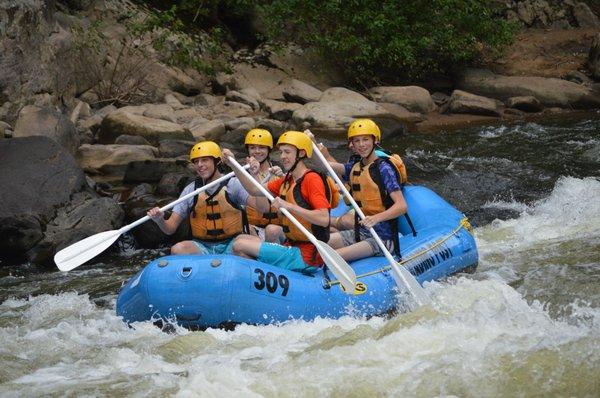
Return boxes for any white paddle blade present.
[315,240,357,294]
[390,263,430,306]
[54,230,121,272]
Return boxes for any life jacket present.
[246,168,279,228]
[350,154,416,257]
[278,170,339,260]
[190,178,249,241]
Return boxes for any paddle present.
[227,156,357,294]
[309,137,431,306]
[54,167,249,272]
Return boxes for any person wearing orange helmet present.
[147,141,261,255]
[243,129,285,243]
[312,119,408,261]
[223,131,338,272]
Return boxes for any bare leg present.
[171,240,202,255]
[327,231,345,249]
[232,234,262,258]
[264,224,284,243]
[336,241,374,262]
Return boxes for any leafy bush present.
[128,5,233,75]
[70,21,155,106]
[136,0,513,85]
[257,0,514,84]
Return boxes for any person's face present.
[191,156,217,179]
[247,144,269,163]
[350,135,375,158]
[278,144,304,171]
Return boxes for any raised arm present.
[304,129,345,177]
[222,149,264,196]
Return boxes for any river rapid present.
[1,116,599,397]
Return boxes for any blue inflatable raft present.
[116,185,478,329]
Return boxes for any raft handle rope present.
[326,218,473,288]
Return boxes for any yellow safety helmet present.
[244,128,273,149]
[276,130,313,158]
[189,141,222,161]
[347,119,381,142]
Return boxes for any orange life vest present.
[278,170,339,243]
[350,155,411,255]
[190,181,248,241]
[246,170,279,228]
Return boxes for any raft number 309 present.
[253,268,289,296]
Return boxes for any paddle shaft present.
[58,167,248,265]
[121,167,248,234]
[310,141,431,305]
[228,157,356,291]
[228,159,320,247]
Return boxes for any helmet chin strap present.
[283,149,305,183]
[362,138,378,163]
[203,158,219,183]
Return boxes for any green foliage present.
[257,0,514,84]
[127,5,232,75]
[70,21,155,106]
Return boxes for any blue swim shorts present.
[192,238,235,255]
[257,242,318,274]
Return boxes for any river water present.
[1,116,599,397]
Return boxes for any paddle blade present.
[54,230,121,272]
[390,263,430,306]
[315,240,357,294]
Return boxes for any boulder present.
[114,134,151,145]
[259,99,302,121]
[255,118,286,136]
[145,63,204,97]
[30,193,124,265]
[224,117,255,132]
[377,103,426,124]
[0,121,11,138]
[164,93,188,110]
[0,136,86,262]
[143,104,177,123]
[188,118,226,141]
[13,105,79,154]
[173,107,200,124]
[212,72,239,94]
[573,2,600,28]
[225,90,260,110]
[506,96,544,112]
[69,100,91,123]
[457,69,600,109]
[292,89,404,135]
[124,159,190,183]
[369,86,437,113]
[156,173,193,197]
[319,87,371,104]
[78,114,103,133]
[207,101,255,119]
[563,70,593,85]
[98,110,193,144]
[588,33,600,81]
[282,79,323,104]
[447,90,503,117]
[158,139,195,158]
[77,144,158,174]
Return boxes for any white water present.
[1,177,599,397]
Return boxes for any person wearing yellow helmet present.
[310,119,408,262]
[244,129,285,243]
[222,131,339,272]
[147,141,262,255]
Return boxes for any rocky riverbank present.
[2,0,600,267]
